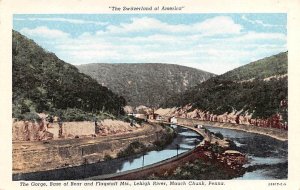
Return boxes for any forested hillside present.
[12,30,126,120]
[77,63,215,107]
[220,52,287,81]
[162,52,288,120]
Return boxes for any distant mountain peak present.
[77,63,215,107]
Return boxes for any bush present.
[59,108,94,121]
[98,112,115,120]
[123,117,131,123]
[13,107,118,122]
[117,141,147,158]
[48,108,115,122]
[16,112,41,122]
[214,132,224,140]
[153,140,165,150]
[104,154,113,161]
[153,127,176,150]
[226,139,238,149]
[130,141,146,149]
[210,142,224,154]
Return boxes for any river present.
[205,126,288,179]
[13,125,203,180]
[89,124,287,179]
[14,124,287,180]
[114,124,203,173]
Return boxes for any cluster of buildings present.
[130,102,288,131]
[128,112,177,124]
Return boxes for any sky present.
[13,14,287,74]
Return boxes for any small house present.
[170,116,177,124]
[148,113,159,120]
[156,115,163,121]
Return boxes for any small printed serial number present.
[268,182,286,186]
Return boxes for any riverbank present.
[205,125,288,179]
[14,122,248,180]
[86,123,246,180]
[174,123,230,148]
[12,124,186,180]
[177,118,287,141]
[93,139,246,180]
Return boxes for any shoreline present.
[13,122,247,180]
[177,118,288,141]
[94,123,244,180]
[12,124,195,180]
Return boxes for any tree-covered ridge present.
[77,63,215,107]
[220,52,287,81]
[12,30,126,118]
[162,52,288,120]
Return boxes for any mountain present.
[77,63,215,107]
[162,52,288,120]
[220,52,287,81]
[12,30,126,119]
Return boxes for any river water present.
[205,126,288,179]
[97,125,288,180]
[14,124,287,180]
[114,125,203,173]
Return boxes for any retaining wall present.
[13,124,162,176]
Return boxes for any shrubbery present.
[149,158,243,180]
[104,154,113,161]
[117,141,147,158]
[53,108,116,122]
[153,126,176,150]
[214,132,224,140]
[13,108,116,122]
[14,112,41,122]
[210,142,224,154]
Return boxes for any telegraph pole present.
[142,153,145,168]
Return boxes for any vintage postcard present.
[1,0,300,189]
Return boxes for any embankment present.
[13,122,163,175]
[87,147,201,180]
[177,118,287,141]
[87,123,231,180]
[12,119,143,141]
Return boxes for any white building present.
[170,116,177,124]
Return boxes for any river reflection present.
[205,126,288,180]
[115,125,203,173]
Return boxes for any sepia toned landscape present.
[12,14,287,180]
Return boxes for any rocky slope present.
[162,52,288,122]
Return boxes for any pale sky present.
[13,14,287,74]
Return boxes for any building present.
[170,116,177,124]
[147,113,159,120]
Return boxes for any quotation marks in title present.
[109,6,185,12]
